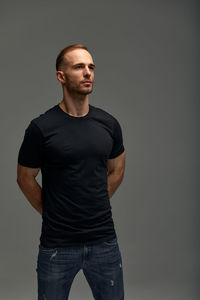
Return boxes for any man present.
[17,44,126,300]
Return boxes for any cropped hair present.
[56,44,89,71]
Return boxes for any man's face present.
[61,49,95,96]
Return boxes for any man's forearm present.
[107,171,124,199]
[17,178,43,215]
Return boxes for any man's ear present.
[56,71,65,84]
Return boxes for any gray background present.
[0,0,199,299]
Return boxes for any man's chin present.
[79,88,93,95]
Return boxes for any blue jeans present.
[36,236,124,300]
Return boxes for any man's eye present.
[75,65,94,70]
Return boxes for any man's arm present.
[107,151,126,199]
[17,163,43,215]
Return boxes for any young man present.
[17,44,126,300]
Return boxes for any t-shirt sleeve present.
[108,118,125,159]
[18,121,44,168]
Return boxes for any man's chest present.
[43,121,113,163]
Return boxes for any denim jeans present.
[36,236,124,300]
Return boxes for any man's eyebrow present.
[73,63,95,68]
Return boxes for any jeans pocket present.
[103,237,118,246]
[39,245,57,252]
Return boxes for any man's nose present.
[84,67,91,76]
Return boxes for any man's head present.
[56,44,95,96]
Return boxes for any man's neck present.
[59,97,89,117]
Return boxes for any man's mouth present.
[82,81,92,84]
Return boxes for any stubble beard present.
[65,77,93,96]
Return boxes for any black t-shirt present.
[18,103,125,247]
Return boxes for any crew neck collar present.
[56,103,92,120]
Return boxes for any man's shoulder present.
[91,104,117,124]
[30,104,58,128]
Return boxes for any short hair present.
[56,44,89,71]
